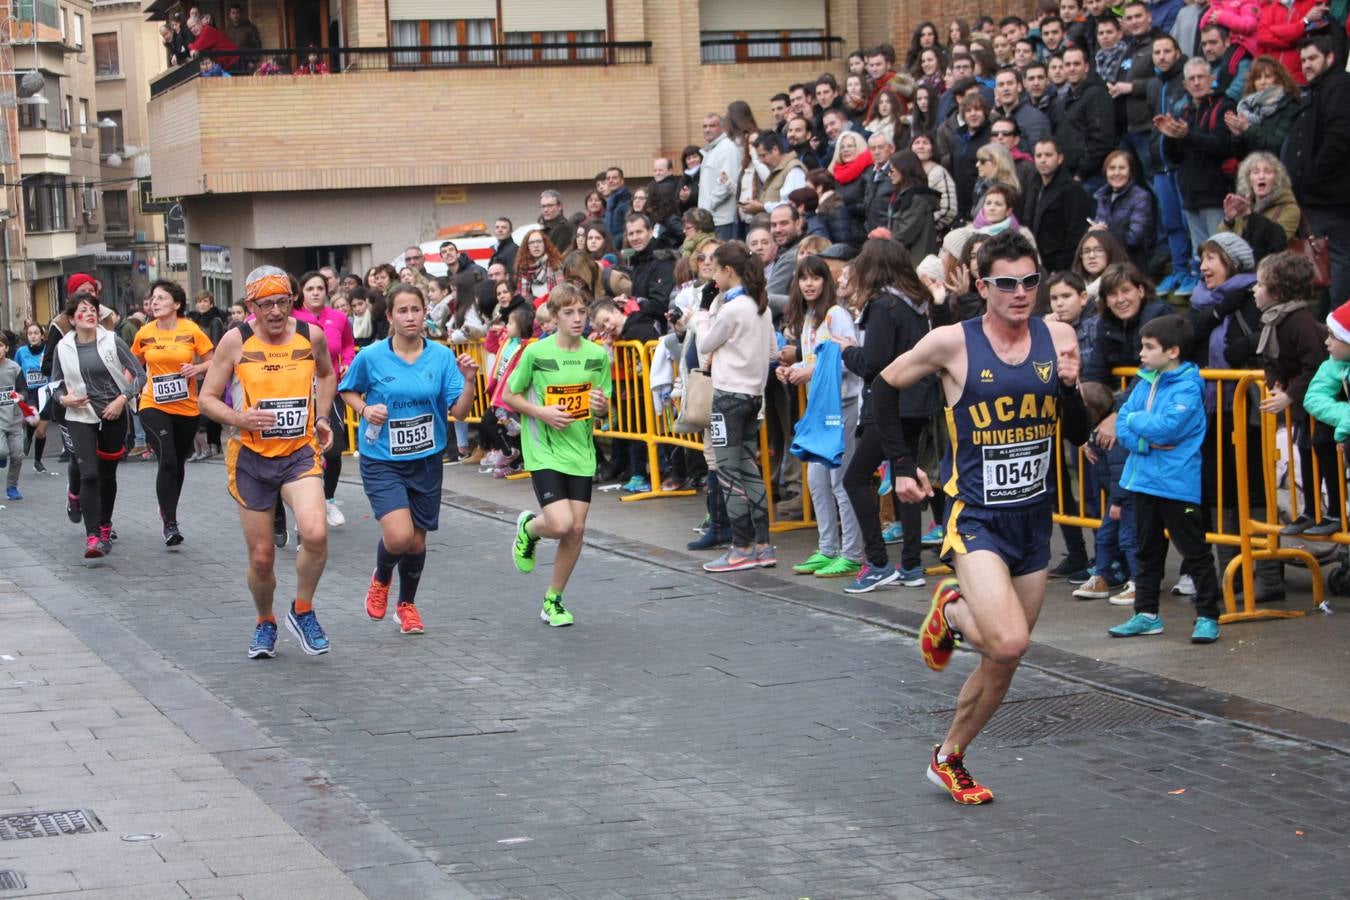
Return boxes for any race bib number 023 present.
[258,397,308,439]
[388,413,434,456]
[150,372,189,404]
[545,382,592,421]
[981,438,1051,505]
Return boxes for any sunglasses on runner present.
[982,273,1041,293]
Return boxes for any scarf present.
[1190,272,1257,410]
[1235,85,1288,126]
[1095,43,1129,82]
[831,148,875,185]
[352,310,372,339]
[1256,300,1306,360]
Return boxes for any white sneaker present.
[1171,574,1196,596]
[326,499,345,527]
[1108,580,1136,606]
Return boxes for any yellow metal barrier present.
[601,340,698,502]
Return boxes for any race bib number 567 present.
[258,397,308,439]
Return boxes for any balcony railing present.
[150,41,654,98]
[700,34,844,64]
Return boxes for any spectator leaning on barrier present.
[1282,34,1350,310]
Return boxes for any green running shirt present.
[506,335,613,477]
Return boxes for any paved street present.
[1,458,1348,899]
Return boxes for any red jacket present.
[1257,0,1321,83]
[189,24,239,70]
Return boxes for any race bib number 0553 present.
[545,382,592,421]
[388,413,434,456]
[981,438,1051,505]
[258,397,308,439]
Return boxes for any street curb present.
[439,487,1350,757]
[0,530,473,900]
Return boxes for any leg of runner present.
[364,508,425,629]
[31,418,47,471]
[515,498,587,627]
[238,504,280,658]
[93,410,128,548]
[322,399,345,527]
[141,408,196,545]
[923,552,1044,805]
[64,421,107,557]
[3,426,23,499]
[280,475,330,655]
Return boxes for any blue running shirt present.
[339,338,464,462]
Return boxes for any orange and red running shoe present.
[395,603,424,635]
[921,577,962,671]
[365,575,390,621]
[927,745,995,805]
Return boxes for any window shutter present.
[501,0,607,32]
[698,0,825,31]
[388,0,496,20]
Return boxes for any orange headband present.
[245,274,291,302]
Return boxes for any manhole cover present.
[0,810,105,841]
[0,870,25,891]
[923,692,1181,747]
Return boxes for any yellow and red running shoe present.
[365,575,390,621]
[395,603,424,635]
[927,745,995,805]
[920,577,961,671]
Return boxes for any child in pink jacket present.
[1203,0,1262,58]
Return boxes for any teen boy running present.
[500,283,613,626]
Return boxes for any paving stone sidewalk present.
[0,580,368,899]
[3,461,1349,898]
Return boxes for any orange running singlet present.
[132,317,214,417]
[231,320,318,458]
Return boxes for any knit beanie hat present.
[1327,299,1350,345]
[66,273,100,296]
[916,254,946,285]
[942,226,975,261]
[1205,232,1255,273]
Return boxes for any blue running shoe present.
[881,522,903,544]
[248,620,278,659]
[1156,272,1181,294]
[1108,612,1164,637]
[1190,617,1220,644]
[6,486,21,501]
[1175,275,1199,296]
[621,475,651,494]
[285,607,331,656]
[877,461,892,496]
[844,563,900,594]
[920,523,944,546]
[897,565,926,587]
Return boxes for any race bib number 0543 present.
[258,397,308,439]
[389,413,434,456]
[545,382,592,421]
[981,438,1051,505]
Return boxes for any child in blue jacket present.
[1108,314,1223,645]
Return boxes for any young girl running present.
[502,283,613,627]
[14,324,49,472]
[339,284,478,635]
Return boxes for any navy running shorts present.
[940,498,1054,577]
[226,441,323,512]
[359,454,444,531]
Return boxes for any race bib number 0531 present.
[545,382,592,421]
[981,438,1051,505]
[389,413,434,456]
[150,372,189,404]
[258,397,308,439]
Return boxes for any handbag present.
[1289,216,1331,289]
[674,367,713,433]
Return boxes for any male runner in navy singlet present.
[870,231,1091,803]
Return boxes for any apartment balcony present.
[19,129,72,176]
[147,43,660,198]
[26,230,78,261]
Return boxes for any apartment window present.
[15,0,62,29]
[23,176,69,232]
[698,0,828,63]
[63,94,73,131]
[18,81,59,128]
[98,110,123,157]
[390,19,495,66]
[78,99,89,134]
[103,190,129,232]
[94,33,119,76]
[71,11,84,49]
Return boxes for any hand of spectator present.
[775,365,790,383]
[786,365,813,385]
[1224,110,1250,135]
[1086,219,1106,231]
[896,470,935,503]
[739,199,765,215]
[1260,386,1292,415]
[1308,4,1330,23]
[1058,346,1081,387]
[1083,443,1099,465]
[831,334,858,350]
[1096,412,1118,451]
[921,273,949,306]
[1109,504,1122,522]
[778,345,799,366]
[945,264,969,295]
[1223,192,1251,221]
[1107,82,1132,98]
[679,185,691,202]
[1215,290,1247,317]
